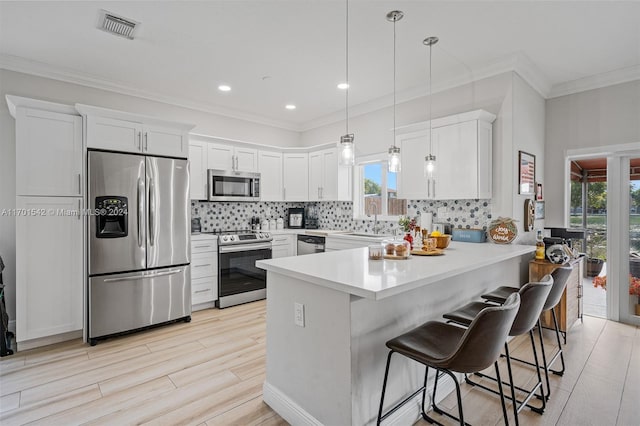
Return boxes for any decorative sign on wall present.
[519,151,536,195]
[535,201,545,219]
[488,217,518,244]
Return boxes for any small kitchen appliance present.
[304,205,319,229]
[191,217,202,233]
[287,208,304,229]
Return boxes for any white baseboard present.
[263,373,458,426]
[16,330,82,351]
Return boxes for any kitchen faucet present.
[367,212,381,234]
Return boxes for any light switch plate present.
[294,302,305,327]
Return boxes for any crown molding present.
[0,54,301,132]
[548,64,640,99]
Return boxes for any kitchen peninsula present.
[256,242,535,425]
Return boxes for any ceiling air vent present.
[98,10,139,40]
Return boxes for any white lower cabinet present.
[191,236,218,310]
[15,196,83,344]
[325,235,385,251]
[272,234,295,258]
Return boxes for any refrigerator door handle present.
[149,177,156,246]
[137,178,144,247]
[102,268,182,283]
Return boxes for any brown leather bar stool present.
[442,275,553,425]
[376,293,520,426]
[481,266,573,400]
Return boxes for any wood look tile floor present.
[0,300,638,426]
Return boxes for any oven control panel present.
[219,232,272,245]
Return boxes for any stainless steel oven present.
[208,169,260,202]
[217,231,272,308]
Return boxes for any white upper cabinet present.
[283,153,309,201]
[309,148,351,201]
[207,142,257,173]
[15,107,82,196]
[258,150,283,201]
[397,110,495,200]
[188,140,208,200]
[77,104,193,158]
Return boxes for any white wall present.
[511,73,546,243]
[0,69,301,323]
[545,80,640,227]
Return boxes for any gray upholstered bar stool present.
[442,275,553,425]
[377,293,520,426]
[481,266,573,399]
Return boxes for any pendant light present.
[423,36,438,195]
[386,10,403,173]
[339,0,354,166]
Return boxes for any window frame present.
[353,153,404,221]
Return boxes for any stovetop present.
[199,229,272,245]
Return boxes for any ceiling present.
[1,1,639,131]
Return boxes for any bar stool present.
[376,293,520,426]
[481,266,573,399]
[442,275,553,425]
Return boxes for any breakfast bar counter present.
[256,242,535,426]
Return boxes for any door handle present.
[144,132,148,151]
[137,178,144,247]
[103,269,182,282]
[149,177,155,246]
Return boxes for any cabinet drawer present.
[192,277,216,304]
[191,252,217,278]
[191,240,217,254]
[272,235,291,246]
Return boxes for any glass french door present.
[620,156,640,324]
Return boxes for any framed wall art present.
[535,201,545,219]
[518,151,536,195]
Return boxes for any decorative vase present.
[404,233,413,250]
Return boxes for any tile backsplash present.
[191,199,491,234]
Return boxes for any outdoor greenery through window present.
[361,161,406,217]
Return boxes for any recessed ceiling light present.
[218,85,231,92]
[285,104,296,110]
[337,83,349,90]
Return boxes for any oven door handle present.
[219,242,273,253]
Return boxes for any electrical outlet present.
[336,207,342,216]
[294,302,305,327]
[265,207,271,216]
[437,207,447,219]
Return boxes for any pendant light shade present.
[339,0,355,166]
[423,36,438,195]
[387,10,403,173]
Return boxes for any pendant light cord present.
[392,16,397,148]
[345,0,349,135]
[428,42,432,154]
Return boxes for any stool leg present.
[494,361,510,426]
[421,365,430,419]
[550,308,566,376]
[528,329,546,413]
[503,343,519,426]
[377,350,394,425]
[536,319,552,400]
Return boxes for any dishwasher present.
[297,235,325,255]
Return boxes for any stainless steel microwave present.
[208,169,260,202]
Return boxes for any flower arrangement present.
[593,274,640,297]
[398,216,417,233]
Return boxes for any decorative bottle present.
[535,229,545,260]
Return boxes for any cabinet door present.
[16,196,83,341]
[207,143,234,170]
[143,124,187,158]
[192,277,217,306]
[432,121,478,200]
[258,150,283,201]
[16,108,82,196]
[397,131,429,199]
[272,245,291,259]
[283,153,309,201]
[235,147,258,172]
[188,141,208,200]
[86,115,142,153]
[308,151,323,201]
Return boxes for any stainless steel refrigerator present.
[88,150,190,344]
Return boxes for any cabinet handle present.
[194,244,211,249]
[194,289,209,294]
[77,199,81,220]
[144,132,148,151]
[235,156,239,171]
[194,264,210,268]
[283,188,286,200]
[317,187,320,199]
[137,132,142,150]
[78,173,82,194]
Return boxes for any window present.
[354,155,407,219]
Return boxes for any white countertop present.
[257,241,535,300]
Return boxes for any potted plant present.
[398,216,417,249]
[586,230,605,277]
[593,274,640,316]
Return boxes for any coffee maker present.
[304,205,319,229]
